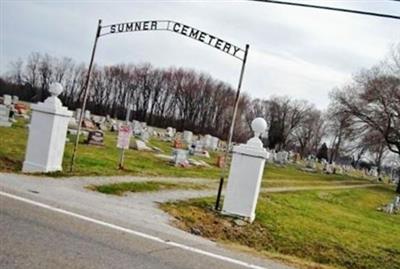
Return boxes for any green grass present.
[88,180,208,195]
[0,119,378,189]
[161,186,400,269]
[0,119,222,178]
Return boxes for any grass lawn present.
[88,180,209,196]
[161,186,400,269]
[0,119,222,179]
[0,119,379,190]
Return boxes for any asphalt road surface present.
[0,193,263,269]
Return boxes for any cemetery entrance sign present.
[70,19,249,172]
[103,20,245,60]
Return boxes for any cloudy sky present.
[1,0,399,109]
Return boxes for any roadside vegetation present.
[161,186,400,269]
[88,180,209,196]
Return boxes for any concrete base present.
[0,122,12,127]
[22,161,62,173]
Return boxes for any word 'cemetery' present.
[108,20,243,59]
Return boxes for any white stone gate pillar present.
[22,83,72,173]
[222,118,269,222]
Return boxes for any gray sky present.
[1,0,399,109]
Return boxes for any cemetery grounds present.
[1,119,399,269]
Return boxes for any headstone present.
[203,134,212,149]
[0,105,11,127]
[325,163,334,174]
[222,118,269,223]
[183,130,193,144]
[82,119,96,129]
[173,138,183,149]
[12,95,19,104]
[3,95,12,106]
[84,110,91,120]
[292,152,301,163]
[210,136,219,151]
[14,103,28,115]
[140,131,150,142]
[370,167,378,177]
[173,149,189,166]
[22,83,72,173]
[68,117,78,129]
[275,151,287,165]
[306,159,316,169]
[166,127,174,137]
[394,196,400,209]
[86,130,104,145]
[75,108,82,120]
[131,139,152,151]
[216,155,225,168]
[132,120,142,135]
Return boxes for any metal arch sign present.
[100,20,246,61]
[70,18,249,173]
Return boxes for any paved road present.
[0,194,259,269]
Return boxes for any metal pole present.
[70,19,102,172]
[215,44,250,211]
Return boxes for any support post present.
[70,19,102,172]
[215,44,250,210]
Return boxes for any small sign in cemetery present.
[117,124,132,149]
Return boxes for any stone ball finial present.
[251,117,267,137]
[49,82,63,97]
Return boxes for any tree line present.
[1,45,399,182]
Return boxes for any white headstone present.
[0,105,11,127]
[22,83,72,173]
[210,136,219,151]
[222,117,269,223]
[84,110,91,120]
[12,95,19,104]
[173,149,188,165]
[203,134,212,149]
[75,108,82,120]
[166,127,174,137]
[183,130,193,144]
[3,95,12,106]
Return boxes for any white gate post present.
[222,117,269,222]
[22,83,72,173]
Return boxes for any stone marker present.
[210,136,219,151]
[131,139,152,151]
[203,134,212,149]
[173,149,189,166]
[12,95,19,104]
[3,94,12,106]
[22,83,72,173]
[75,108,82,120]
[166,127,174,137]
[86,130,104,145]
[84,110,91,120]
[0,105,11,127]
[183,130,193,144]
[222,117,269,223]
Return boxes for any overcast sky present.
[1,0,399,109]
